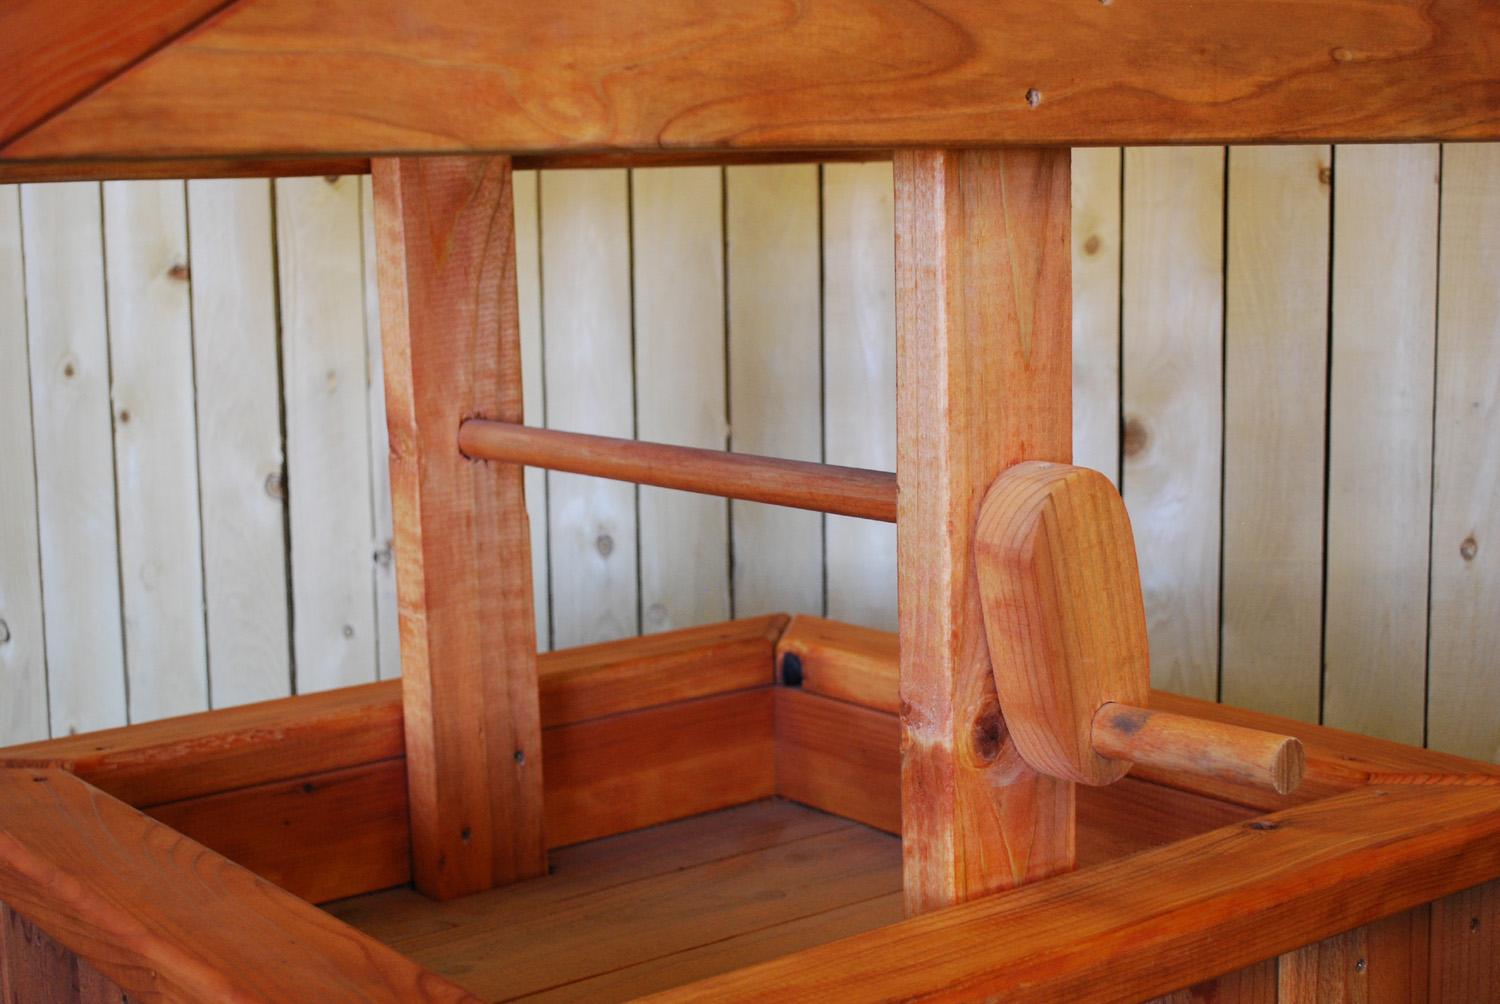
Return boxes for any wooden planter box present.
[3,614,1498,1003]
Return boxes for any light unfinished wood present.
[358,173,401,682]
[895,148,1074,913]
[20,181,127,737]
[632,166,730,634]
[1323,144,1439,746]
[725,164,824,619]
[0,185,47,746]
[512,169,550,651]
[374,156,545,899]
[1428,143,1500,765]
[275,174,380,692]
[1092,704,1306,796]
[460,422,898,522]
[636,784,1500,1004]
[0,768,487,1004]
[1430,878,1499,1001]
[823,160,897,631]
[186,178,293,707]
[1071,147,1122,485]
[975,461,1149,786]
[1221,145,1331,724]
[103,179,210,722]
[9,0,1500,163]
[1121,146,1224,701]
[539,169,638,648]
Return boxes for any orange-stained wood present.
[1092,704,1306,797]
[1430,878,1499,1001]
[0,769,487,1004]
[6,0,1500,163]
[1,905,139,1004]
[374,155,545,899]
[974,461,1149,786]
[895,147,1074,913]
[0,0,240,150]
[631,784,1500,1004]
[778,615,900,714]
[1278,905,1430,1002]
[460,421,898,522]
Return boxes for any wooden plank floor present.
[325,792,1251,1003]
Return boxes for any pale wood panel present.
[1071,146,1122,485]
[725,164,823,619]
[358,174,400,682]
[631,166,730,633]
[513,169,550,652]
[102,179,209,722]
[20,182,128,735]
[822,161,896,632]
[0,185,48,744]
[1428,143,1500,763]
[186,179,292,707]
[540,169,638,647]
[1122,146,1225,701]
[1220,146,1331,724]
[1323,144,1439,745]
[274,175,379,693]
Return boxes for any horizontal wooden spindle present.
[1093,703,1306,796]
[459,419,898,522]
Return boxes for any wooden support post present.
[894,148,1074,915]
[373,156,546,899]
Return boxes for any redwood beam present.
[894,148,1074,914]
[373,155,546,899]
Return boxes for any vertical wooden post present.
[373,156,546,900]
[894,148,1074,915]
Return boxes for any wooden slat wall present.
[0,149,1496,766]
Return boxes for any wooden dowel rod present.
[1092,703,1307,796]
[458,419,898,522]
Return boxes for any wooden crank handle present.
[1092,703,1306,796]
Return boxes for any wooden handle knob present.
[1092,703,1306,795]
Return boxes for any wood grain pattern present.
[1429,878,1498,1002]
[0,186,47,747]
[1220,145,1331,725]
[2,904,139,1004]
[186,178,293,707]
[974,462,1149,786]
[632,166,731,634]
[460,422,898,521]
[8,0,1500,162]
[375,156,545,899]
[1144,960,1277,1004]
[1279,905,1429,1003]
[538,169,638,648]
[1323,144,1439,746]
[822,160,898,631]
[1070,147,1122,485]
[636,784,1500,1004]
[20,182,128,737]
[0,768,487,1004]
[511,169,550,651]
[1121,146,1224,701]
[777,615,899,714]
[275,174,380,692]
[724,164,824,620]
[1428,143,1500,765]
[1092,704,1306,797]
[895,147,1074,912]
[103,179,211,723]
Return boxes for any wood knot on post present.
[968,701,1005,765]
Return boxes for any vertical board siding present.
[1071,147,1123,486]
[632,167,731,634]
[1,153,1497,764]
[1322,145,1440,746]
[0,185,48,745]
[102,180,210,722]
[185,178,292,707]
[725,165,824,619]
[539,169,639,648]
[20,182,128,736]
[1428,144,1500,763]
[822,161,897,632]
[1219,146,1331,724]
[274,176,380,693]
[1122,147,1226,701]
[512,169,550,652]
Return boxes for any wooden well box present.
[2,3,1499,1002]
